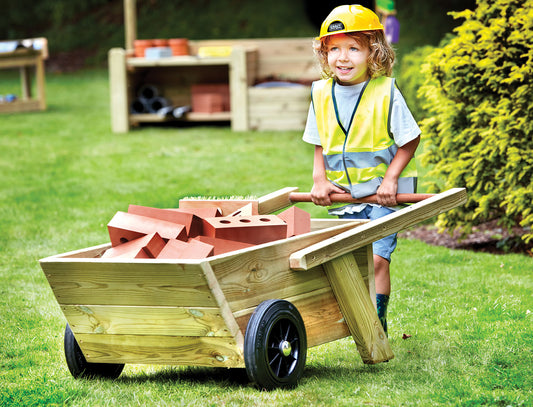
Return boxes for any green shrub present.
[396,45,436,121]
[419,0,533,243]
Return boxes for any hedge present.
[419,0,532,244]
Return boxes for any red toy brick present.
[201,215,287,245]
[277,206,311,237]
[157,239,214,259]
[166,207,222,219]
[191,84,230,111]
[128,204,202,237]
[192,93,224,113]
[228,202,257,217]
[107,211,187,247]
[193,236,255,256]
[101,232,166,259]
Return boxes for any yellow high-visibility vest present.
[312,76,417,198]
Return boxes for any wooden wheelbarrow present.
[39,187,466,390]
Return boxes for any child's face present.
[326,34,370,85]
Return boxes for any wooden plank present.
[200,262,244,350]
[127,55,232,68]
[35,53,46,110]
[249,101,310,114]
[128,112,232,124]
[256,187,299,214]
[290,188,468,270]
[248,86,311,102]
[323,252,393,364]
[124,0,136,52]
[186,112,232,121]
[310,218,369,232]
[208,222,365,313]
[0,99,41,113]
[108,48,129,133]
[219,261,329,313]
[40,260,216,307]
[20,65,32,100]
[0,54,41,68]
[45,243,110,259]
[229,46,248,131]
[63,305,231,337]
[234,287,350,349]
[187,38,318,81]
[364,244,377,309]
[248,116,307,131]
[75,333,244,367]
[287,287,350,348]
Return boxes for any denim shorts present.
[338,205,397,263]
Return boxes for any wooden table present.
[0,43,47,113]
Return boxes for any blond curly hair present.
[313,30,395,80]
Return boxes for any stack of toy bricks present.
[101,203,311,260]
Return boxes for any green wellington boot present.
[376,294,389,336]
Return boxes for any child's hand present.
[311,181,345,206]
[376,178,398,207]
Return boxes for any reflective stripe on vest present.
[312,76,417,198]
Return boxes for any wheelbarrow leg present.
[323,248,394,364]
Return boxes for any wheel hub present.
[279,340,292,357]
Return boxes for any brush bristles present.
[180,195,257,201]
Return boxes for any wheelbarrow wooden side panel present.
[231,244,373,348]
[206,220,373,348]
[72,334,244,367]
[40,255,245,367]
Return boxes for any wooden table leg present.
[20,65,32,101]
[35,56,46,110]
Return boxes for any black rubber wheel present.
[64,324,124,379]
[244,299,307,390]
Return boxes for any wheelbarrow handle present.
[289,192,435,204]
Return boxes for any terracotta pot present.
[169,38,189,56]
[134,39,154,57]
[152,39,168,47]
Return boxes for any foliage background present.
[418,0,533,242]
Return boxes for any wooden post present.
[229,46,249,131]
[323,250,393,364]
[124,0,137,53]
[108,48,129,133]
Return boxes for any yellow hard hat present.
[317,5,384,40]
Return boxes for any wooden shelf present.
[127,55,233,68]
[109,47,251,132]
[130,112,231,124]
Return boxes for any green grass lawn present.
[1,70,532,406]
